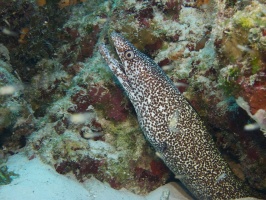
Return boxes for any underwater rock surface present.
[0,0,265,198]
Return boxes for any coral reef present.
[0,43,35,152]
[25,91,169,193]
[219,1,266,134]
[0,0,265,198]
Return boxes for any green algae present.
[107,118,144,154]
[218,68,241,96]
[104,118,156,190]
[233,1,265,30]
[235,17,254,29]
[219,80,240,96]
[0,160,18,185]
[107,158,132,183]
[251,57,261,74]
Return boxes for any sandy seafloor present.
[0,153,193,200]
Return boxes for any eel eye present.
[124,50,134,60]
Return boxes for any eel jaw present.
[98,43,134,97]
[98,43,128,77]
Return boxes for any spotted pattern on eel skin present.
[99,32,253,200]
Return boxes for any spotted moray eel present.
[99,32,253,199]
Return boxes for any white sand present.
[0,153,191,200]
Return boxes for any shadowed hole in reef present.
[0,128,27,149]
[0,128,12,147]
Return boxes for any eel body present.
[99,32,252,199]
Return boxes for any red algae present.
[237,74,266,115]
[108,177,122,189]
[134,167,159,183]
[55,158,105,182]
[87,85,130,122]
[70,85,130,121]
[158,58,171,67]
[70,90,91,113]
[150,160,169,178]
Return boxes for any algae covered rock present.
[219,1,266,133]
[0,166,17,185]
[0,44,35,152]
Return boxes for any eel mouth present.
[98,43,126,75]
